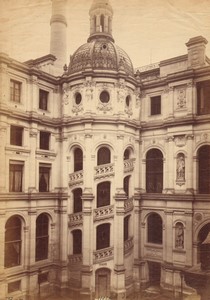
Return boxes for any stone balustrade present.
[124,237,134,254]
[124,197,133,213]
[94,163,114,180]
[68,212,83,227]
[124,158,135,173]
[93,246,114,263]
[94,205,114,221]
[69,170,84,186]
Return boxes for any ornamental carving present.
[84,80,95,101]
[62,84,70,105]
[177,88,186,109]
[72,104,84,114]
[97,101,112,113]
[174,135,186,147]
[124,107,133,116]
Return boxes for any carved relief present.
[176,88,186,109]
[62,83,70,105]
[174,135,186,147]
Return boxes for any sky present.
[0,0,210,68]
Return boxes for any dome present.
[68,39,134,76]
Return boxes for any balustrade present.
[93,246,114,263]
[94,205,114,221]
[124,237,134,254]
[124,158,135,173]
[69,170,83,186]
[68,212,83,227]
[68,254,82,264]
[94,163,114,179]
[124,198,133,213]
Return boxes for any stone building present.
[0,0,210,299]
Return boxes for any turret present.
[88,0,114,42]
[50,0,67,73]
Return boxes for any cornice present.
[0,192,68,201]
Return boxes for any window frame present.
[4,216,22,268]
[10,125,23,146]
[10,79,21,103]
[35,214,49,261]
[197,80,210,115]
[39,89,49,111]
[147,213,163,244]
[40,131,50,150]
[39,163,51,192]
[97,181,111,208]
[150,95,161,115]
[9,160,24,192]
[96,223,110,250]
[146,149,163,193]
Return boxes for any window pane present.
[39,90,48,110]
[73,188,82,213]
[197,81,210,115]
[40,131,50,150]
[10,126,23,146]
[97,182,110,207]
[73,230,82,254]
[39,166,50,192]
[151,96,161,115]
[97,147,110,165]
[9,163,23,192]
[5,217,21,268]
[146,149,163,193]
[36,214,49,261]
[148,213,162,244]
[96,224,110,250]
[10,80,21,103]
[198,145,210,193]
[74,148,83,171]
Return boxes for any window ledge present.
[5,145,30,154]
[36,149,56,158]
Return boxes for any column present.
[186,134,194,193]
[0,212,6,299]
[164,211,173,264]
[114,194,126,300]
[28,126,37,192]
[165,136,174,193]
[80,193,94,300]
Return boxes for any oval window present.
[75,92,82,105]
[100,91,110,103]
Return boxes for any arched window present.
[198,145,210,194]
[72,230,82,254]
[97,147,111,165]
[100,15,105,32]
[97,181,110,208]
[175,222,184,249]
[74,148,83,172]
[124,215,130,241]
[5,216,22,268]
[197,223,210,270]
[73,188,82,213]
[124,148,130,160]
[123,176,130,197]
[96,223,110,250]
[146,149,163,193]
[148,213,162,244]
[36,214,49,261]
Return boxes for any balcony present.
[124,237,134,255]
[94,163,114,180]
[94,205,114,221]
[93,246,114,263]
[124,158,135,173]
[68,254,82,265]
[68,212,83,227]
[69,170,83,187]
[124,198,133,213]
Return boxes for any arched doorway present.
[95,268,111,299]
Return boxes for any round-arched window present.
[100,91,110,103]
[75,92,82,105]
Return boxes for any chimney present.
[186,36,208,68]
[50,0,67,73]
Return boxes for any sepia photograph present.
[0,0,210,299]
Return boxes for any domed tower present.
[64,1,141,299]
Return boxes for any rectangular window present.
[10,80,21,103]
[40,131,50,150]
[151,95,161,115]
[10,125,23,146]
[8,280,21,293]
[197,80,210,115]
[39,89,48,110]
[9,161,24,192]
[39,164,51,192]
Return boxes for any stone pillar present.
[164,210,173,264]
[133,193,141,294]
[96,15,100,32]
[165,86,174,119]
[185,212,193,267]
[29,75,38,112]
[186,135,194,193]
[80,192,94,300]
[165,136,174,193]
[0,124,6,192]
[28,127,37,192]
[0,212,6,299]
[58,200,68,291]
[104,16,109,33]
[114,193,126,300]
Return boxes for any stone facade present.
[0,0,210,299]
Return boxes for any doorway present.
[95,268,110,299]
[148,261,161,286]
